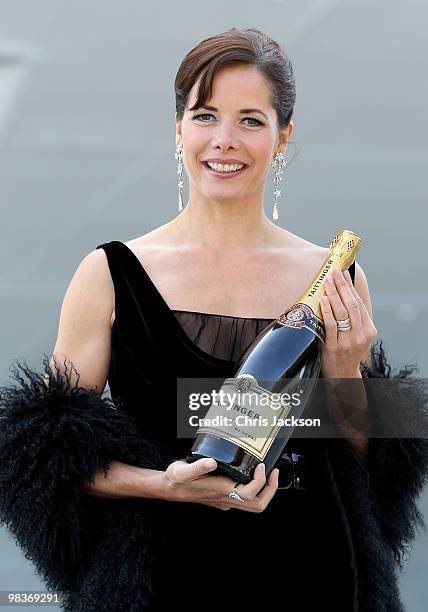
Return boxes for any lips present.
[202,161,248,179]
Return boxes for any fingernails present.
[205,459,216,468]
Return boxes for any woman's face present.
[176,64,293,204]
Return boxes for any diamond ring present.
[336,317,352,332]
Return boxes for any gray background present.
[0,0,427,609]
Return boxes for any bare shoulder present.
[50,248,115,393]
[71,248,115,325]
[292,233,368,290]
[292,230,370,288]
[79,248,114,298]
[280,230,329,262]
[124,224,172,249]
[123,228,191,273]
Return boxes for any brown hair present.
[174,28,296,132]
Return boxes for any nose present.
[211,120,240,152]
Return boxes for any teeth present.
[206,161,244,172]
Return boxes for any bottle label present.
[195,375,292,461]
[276,303,325,342]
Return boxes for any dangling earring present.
[271,151,286,221]
[175,143,184,212]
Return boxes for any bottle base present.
[185,452,253,485]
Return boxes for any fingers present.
[320,294,339,349]
[343,269,366,315]
[167,459,279,513]
[168,457,218,484]
[227,466,280,513]
[254,467,280,509]
[343,269,376,335]
[324,268,362,331]
[229,462,267,501]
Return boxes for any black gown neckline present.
[110,240,277,367]
[109,240,355,368]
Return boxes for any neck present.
[168,195,284,253]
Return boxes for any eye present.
[192,113,263,126]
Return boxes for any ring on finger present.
[336,316,352,332]
[228,483,245,502]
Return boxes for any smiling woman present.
[1,26,427,612]
[174,40,294,219]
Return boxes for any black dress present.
[95,240,358,610]
[2,238,426,611]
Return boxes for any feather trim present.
[342,339,428,569]
[326,435,405,611]
[0,354,174,600]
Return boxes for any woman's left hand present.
[319,267,377,378]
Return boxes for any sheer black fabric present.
[171,259,355,363]
[94,240,357,610]
[171,310,274,362]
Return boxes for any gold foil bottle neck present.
[278,229,362,324]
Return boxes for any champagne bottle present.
[185,229,361,484]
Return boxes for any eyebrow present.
[196,105,268,121]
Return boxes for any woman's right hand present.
[159,458,279,512]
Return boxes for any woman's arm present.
[52,249,165,501]
[322,262,375,464]
[83,461,166,499]
[321,261,428,568]
[46,247,115,393]
[0,249,175,594]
